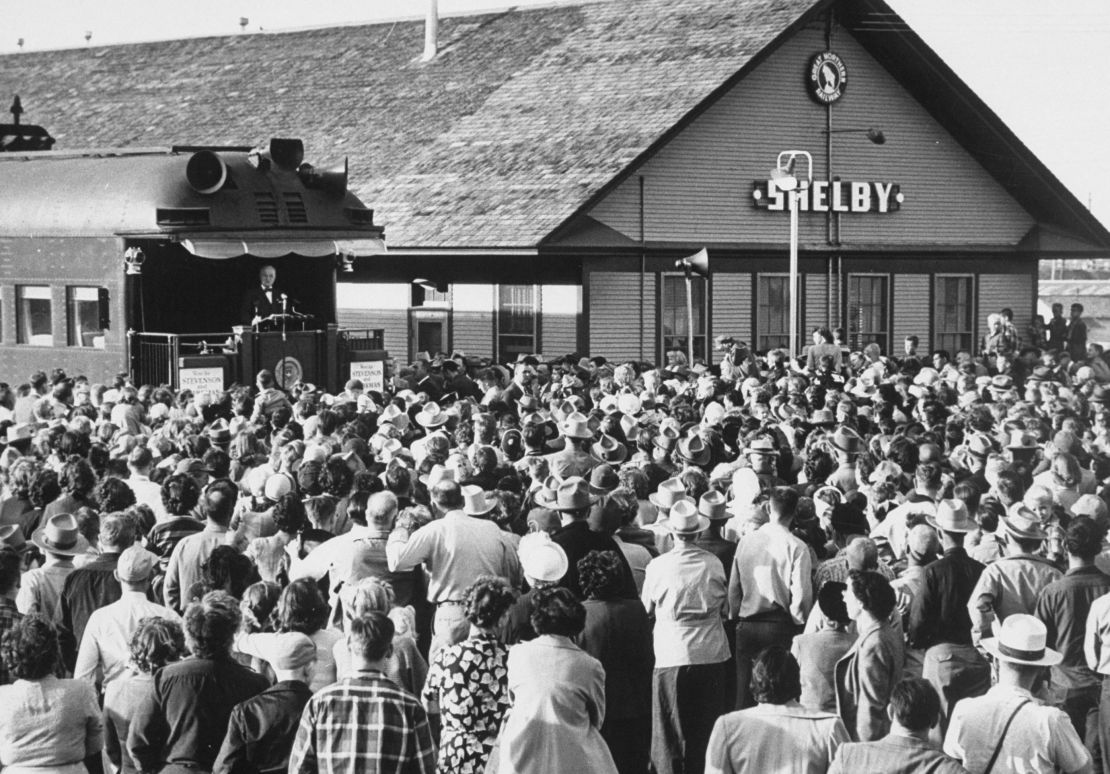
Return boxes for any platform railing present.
[128,331,239,387]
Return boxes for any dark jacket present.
[551,521,637,600]
[128,656,270,772]
[579,599,654,721]
[213,680,313,774]
[59,552,124,669]
[240,285,288,323]
[908,547,984,650]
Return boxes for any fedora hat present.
[808,408,835,427]
[419,463,455,487]
[206,418,231,446]
[6,423,32,445]
[744,437,777,457]
[414,401,449,428]
[1001,506,1047,541]
[598,394,621,415]
[1006,430,1039,451]
[0,524,28,552]
[702,401,726,427]
[462,485,498,516]
[589,464,620,495]
[31,514,91,557]
[653,423,681,451]
[981,613,1063,667]
[829,427,863,455]
[648,477,693,511]
[591,433,628,464]
[676,435,711,466]
[378,403,410,431]
[666,499,710,535]
[699,490,728,520]
[559,411,593,440]
[927,498,976,533]
[517,394,542,414]
[965,433,994,458]
[535,477,599,512]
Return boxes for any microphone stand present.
[280,293,289,389]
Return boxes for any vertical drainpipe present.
[422,0,438,61]
[825,10,835,329]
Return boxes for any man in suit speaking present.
[241,265,286,326]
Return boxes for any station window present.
[756,274,791,352]
[497,285,537,363]
[934,275,974,354]
[16,285,53,346]
[847,274,889,353]
[67,287,107,348]
[661,274,707,362]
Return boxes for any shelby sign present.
[751,179,904,214]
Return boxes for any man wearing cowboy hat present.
[388,480,521,660]
[967,506,1062,646]
[944,615,1091,774]
[908,500,991,730]
[545,412,602,480]
[541,477,636,600]
[642,499,730,774]
[744,436,785,489]
[826,428,864,495]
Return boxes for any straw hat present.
[535,477,599,512]
[31,514,91,557]
[926,499,976,533]
[1001,506,1048,541]
[981,614,1063,667]
[744,437,777,457]
[665,499,710,535]
[648,477,693,510]
[414,401,449,429]
[559,411,593,440]
[462,485,498,516]
[518,534,569,582]
[699,491,728,521]
[419,464,455,487]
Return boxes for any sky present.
[4,0,1110,230]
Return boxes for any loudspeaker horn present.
[675,247,710,278]
[185,150,227,195]
[298,158,348,196]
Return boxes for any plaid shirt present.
[0,597,23,686]
[289,670,435,774]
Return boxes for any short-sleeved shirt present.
[944,684,1091,774]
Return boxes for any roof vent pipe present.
[422,0,438,61]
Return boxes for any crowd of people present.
[0,307,1109,774]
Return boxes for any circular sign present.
[808,52,847,104]
[275,356,303,389]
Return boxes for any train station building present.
[2,0,1108,366]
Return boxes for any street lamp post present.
[770,151,813,360]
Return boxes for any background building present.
[2,0,1107,364]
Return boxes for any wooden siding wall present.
[711,273,752,344]
[336,308,409,354]
[541,285,580,356]
[586,23,1034,247]
[892,275,931,347]
[451,284,495,357]
[589,271,656,361]
[805,273,830,333]
[979,273,1034,335]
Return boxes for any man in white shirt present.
[945,614,1091,774]
[729,486,813,709]
[74,545,180,692]
[126,446,164,519]
[388,481,520,660]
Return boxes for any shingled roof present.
[0,0,814,248]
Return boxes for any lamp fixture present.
[124,246,145,275]
[824,127,886,145]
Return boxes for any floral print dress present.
[422,633,509,774]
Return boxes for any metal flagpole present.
[685,265,694,366]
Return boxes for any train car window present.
[67,287,107,349]
[16,286,53,346]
